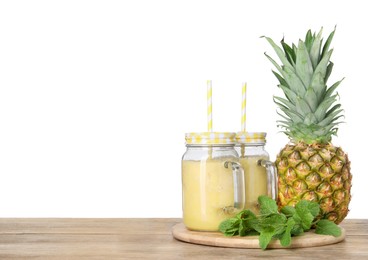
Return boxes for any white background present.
[0,0,366,218]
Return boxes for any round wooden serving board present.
[172,223,345,249]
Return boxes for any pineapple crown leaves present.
[263,26,344,144]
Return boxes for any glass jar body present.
[181,145,240,231]
[235,143,270,213]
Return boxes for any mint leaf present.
[219,218,240,235]
[239,221,246,236]
[247,218,261,232]
[280,206,296,217]
[291,224,304,236]
[306,201,320,218]
[259,227,276,250]
[243,230,260,236]
[294,201,314,230]
[257,213,287,250]
[293,212,313,231]
[238,210,257,236]
[315,219,342,237]
[224,229,238,237]
[280,218,296,246]
[219,197,337,250]
[269,214,287,236]
[258,195,278,215]
[236,209,256,220]
[259,213,287,235]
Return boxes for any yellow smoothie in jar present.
[239,156,268,213]
[236,132,272,214]
[182,158,236,231]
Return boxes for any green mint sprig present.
[219,195,341,250]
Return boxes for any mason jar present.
[235,132,277,213]
[182,132,245,231]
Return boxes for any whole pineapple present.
[264,28,352,224]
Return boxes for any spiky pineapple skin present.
[276,142,352,224]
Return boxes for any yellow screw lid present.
[236,132,266,144]
[185,132,236,145]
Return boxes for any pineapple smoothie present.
[182,158,236,231]
[236,132,275,213]
[239,156,268,213]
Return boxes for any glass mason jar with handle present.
[182,132,245,231]
[235,132,277,213]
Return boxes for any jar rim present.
[186,143,236,147]
[185,132,236,145]
[235,131,266,144]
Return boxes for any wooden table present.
[0,218,367,259]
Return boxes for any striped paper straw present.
[207,80,213,132]
[241,82,247,132]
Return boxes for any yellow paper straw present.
[241,82,247,132]
[207,80,213,132]
[241,82,247,157]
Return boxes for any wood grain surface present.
[0,218,367,259]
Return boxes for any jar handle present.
[224,161,245,212]
[257,159,278,200]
